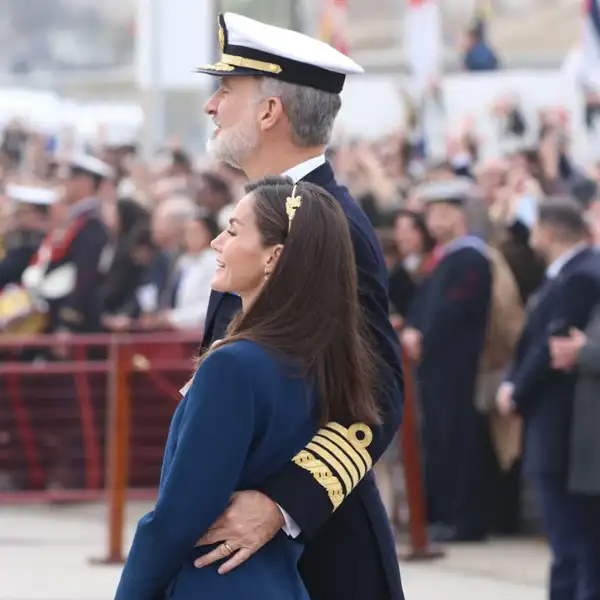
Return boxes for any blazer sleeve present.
[512,272,599,413]
[259,221,404,541]
[114,348,255,600]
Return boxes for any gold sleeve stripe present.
[306,441,353,495]
[325,422,374,470]
[312,435,361,489]
[316,429,369,477]
[292,449,344,509]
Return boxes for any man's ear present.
[259,97,285,133]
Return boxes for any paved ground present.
[0,501,550,600]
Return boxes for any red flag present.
[318,0,349,55]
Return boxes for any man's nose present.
[204,92,218,116]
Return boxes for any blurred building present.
[0,0,582,79]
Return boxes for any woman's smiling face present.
[210,193,281,307]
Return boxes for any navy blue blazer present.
[114,341,316,600]
[508,246,600,478]
[201,162,405,600]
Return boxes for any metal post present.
[397,346,445,562]
[142,0,165,158]
[90,339,131,566]
[290,0,304,32]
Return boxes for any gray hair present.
[158,195,197,227]
[257,78,341,147]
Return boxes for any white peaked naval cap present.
[196,13,364,94]
[68,152,115,179]
[5,184,58,206]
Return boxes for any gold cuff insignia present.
[292,422,374,508]
[292,449,344,509]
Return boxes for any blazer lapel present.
[202,290,225,346]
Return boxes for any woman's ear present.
[264,244,284,277]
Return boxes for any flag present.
[404,0,442,96]
[318,0,349,55]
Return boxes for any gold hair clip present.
[285,184,302,232]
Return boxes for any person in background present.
[146,195,197,314]
[388,209,436,330]
[141,208,219,331]
[393,209,437,281]
[0,184,55,290]
[193,171,234,217]
[101,198,151,316]
[102,224,163,332]
[584,194,600,246]
[402,178,492,542]
[462,20,499,73]
[21,153,112,337]
[550,303,600,498]
[497,199,600,600]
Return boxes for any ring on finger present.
[223,542,234,555]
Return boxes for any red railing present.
[0,331,444,564]
[0,331,200,503]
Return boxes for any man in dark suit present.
[191,13,405,600]
[497,198,600,600]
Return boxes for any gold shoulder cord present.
[285,184,302,232]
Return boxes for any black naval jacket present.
[0,229,44,290]
[39,199,109,334]
[202,162,405,600]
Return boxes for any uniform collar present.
[67,196,101,222]
[282,154,326,183]
[546,242,589,279]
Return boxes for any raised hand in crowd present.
[495,381,515,416]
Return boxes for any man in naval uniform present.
[402,179,492,542]
[19,153,113,490]
[191,13,405,600]
[22,153,112,337]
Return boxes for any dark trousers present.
[298,476,404,600]
[534,475,600,600]
[421,376,488,536]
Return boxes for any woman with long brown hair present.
[114,176,379,600]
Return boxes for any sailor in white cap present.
[183,13,406,600]
[0,183,57,290]
[21,152,111,335]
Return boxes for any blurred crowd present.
[1,92,600,541]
